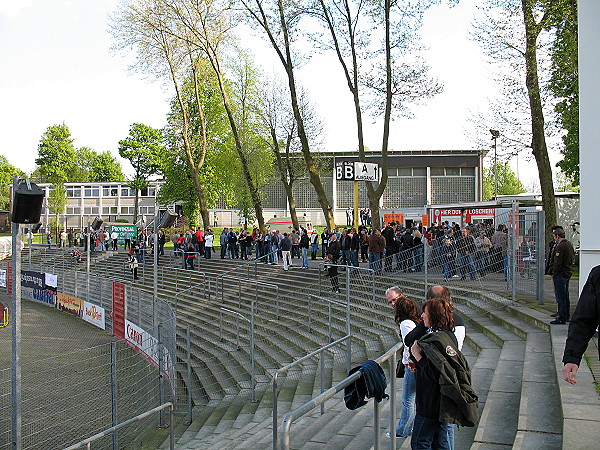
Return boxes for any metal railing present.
[271,335,352,450]
[278,341,404,450]
[216,275,281,320]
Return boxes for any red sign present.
[112,282,125,339]
[421,214,430,228]
[384,214,404,226]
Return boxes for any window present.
[66,206,81,215]
[445,167,461,176]
[66,186,81,197]
[413,168,426,176]
[397,168,412,176]
[138,206,155,215]
[461,167,475,176]
[102,206,118,215]
[140,186,157,197]
[121,206,134,215]
[387,168,397,176]
[102,186,118,197]
[430,167,445,176]
[84,186,99,197]
[83,206,99,215]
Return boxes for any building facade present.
[38,149,485,229]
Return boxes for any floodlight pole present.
[86,221,90,302]
[490,129,500,198]
[153,205,158,329]
[11,177,22,450]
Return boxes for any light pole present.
[490,129,500,198]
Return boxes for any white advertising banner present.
[83,302,106,330]
[125,320,175,392]
[0,269,5,288]
[45,272,57,289]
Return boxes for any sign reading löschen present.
[83,302,106,330]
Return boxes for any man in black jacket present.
[562,265,600,384]
[547,228,575,324]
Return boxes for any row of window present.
[386,167,475,177]
[61,186,158,198]
[45,206,155,216]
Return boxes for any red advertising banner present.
[112,282,125,339]
[421,214,430,228]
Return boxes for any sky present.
[0,0,558,190]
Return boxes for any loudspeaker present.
[12,180,45,224]
[158,210,178,229]
[91,217,104,231]
[32,222,42,233]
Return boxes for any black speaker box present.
[91,217,104,230]
[158,210,178,229]
[12,181,45,224]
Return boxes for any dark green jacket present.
[418,331,479,427]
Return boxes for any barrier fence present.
[0,261,177,449]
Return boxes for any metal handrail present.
[218,306,256,402]
[279,341,404,450]
[307,294,347,342]
[216,275,281,320]
[272,335,351,450]
[63,402,174,450]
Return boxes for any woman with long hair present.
[410,297,457,449]
[388,287,422,438]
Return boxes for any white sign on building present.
[353,162,379,181]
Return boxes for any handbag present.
[395,360,405,378]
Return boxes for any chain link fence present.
[0,259,177,449]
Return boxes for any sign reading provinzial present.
[109,224,138,246]
[83,301,106,330]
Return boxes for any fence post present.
[158,323,165,427]
[250,299,256,403]
[186,326,193,424]
[511,201,518,304]
[424,242,429,298]
[110,341,119,450]
[346,268,351,374]
[536,210,546,304]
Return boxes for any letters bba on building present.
[335,161,379,182]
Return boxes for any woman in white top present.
[204,231,214,259]
[387,287,422,438]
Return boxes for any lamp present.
[11,179,44,224]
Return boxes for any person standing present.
[300,230,310,268]
[546,227,575,324]
[204,230,214,259]
[280,232,293,270]
[386,288,422,438]
[368,229,386,275]
[47,230,52,249]
[60,230,67,248]
[562,265,600,385]
[326,234,341,293]
[310,230,319,260]
[127,248,139,280]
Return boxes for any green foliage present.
[118,123,164,187]
[115,218,130,223]
[89,151,125,182]
[0,156,26,210]
[548,1,578,185]
[35,123,77,184]
[483,161,525,200]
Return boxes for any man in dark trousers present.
[546,227,575,324]
[562,264,600,384]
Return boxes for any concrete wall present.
[578,1,600,290]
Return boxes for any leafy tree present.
[47,183,68,240]
[35,123,77,184]
[118,123,164,224]
[240,0,336,229]
[548,0,578,185]
[312,0,443,228]
[482,161,525,200]
[0,156,26,210]
[89,151,125,182]
[473,0,557,239]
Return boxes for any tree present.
[473,0,557,239]
[312,0,443,228]
[0,156,26,210]
[89,151,125,182]
[240,0,336,229]
[47,183,68,240]
[482,161,525,200]
[118,123,164,224]
[35,123,77,184]
[548,0,578,185]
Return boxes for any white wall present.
[578,1,600,290]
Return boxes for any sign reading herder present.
[335,161,379,182]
